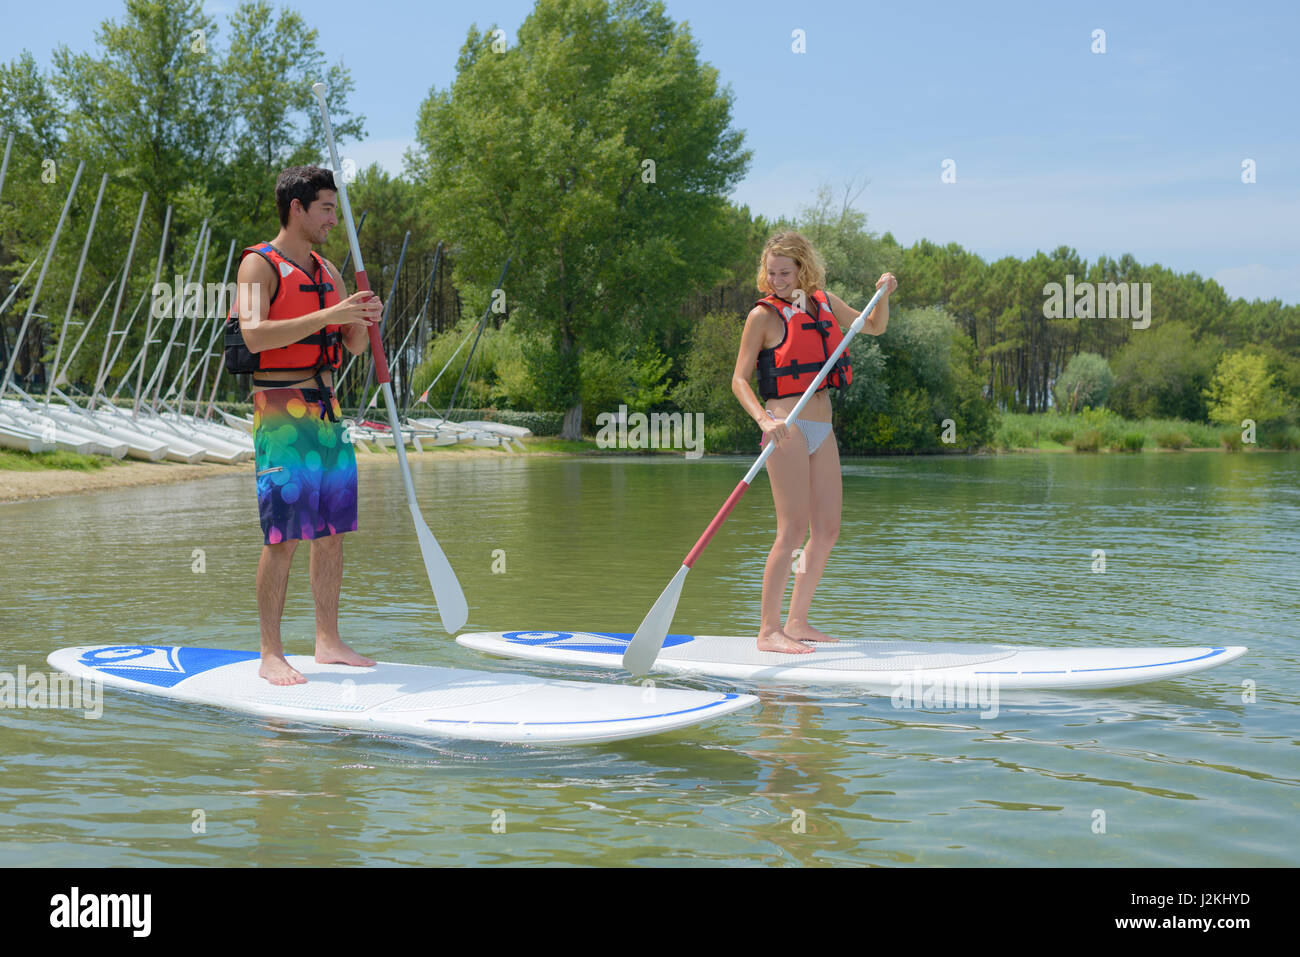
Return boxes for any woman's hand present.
[760,413,789,445]
[876,272,898,296]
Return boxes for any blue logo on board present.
[76,645,259,688]
[502,632,691,655]
[80,645,185,672]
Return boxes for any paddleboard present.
[47,645,757,745]
[456,632,1248,691]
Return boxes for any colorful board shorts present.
[253,388,358,544]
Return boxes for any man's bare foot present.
[315,637,376,668]
[784,621,838,642]
[260,654,307,686]
[756,629,815,654]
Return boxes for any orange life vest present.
[755,289,853,400]
[223,242,343,384]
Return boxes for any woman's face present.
[766,254,799,299]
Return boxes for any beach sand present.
[0,447,519,504]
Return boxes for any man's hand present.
[330,291,382,328]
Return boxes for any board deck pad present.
[456,632,1248,691]
[47,645,757,745]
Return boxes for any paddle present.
[313,82,469,633]
[621,283,890,676]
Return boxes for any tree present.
[52,0,227,243]
[1053,352,1114,412]
[836,306,991,452]
[408,0,750,437]
[1204,351,1292,427]
[1109,321,1216,421]
[216,0,363,237]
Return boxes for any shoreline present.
[0,446,526,505]
[1,442,1280,505]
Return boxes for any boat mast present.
[130,204,172,416]
[355,228,410,419]
[89,191,147,411]
[144,219,208,411]
[1,160,85,398]
[0,130,12,202]
[49,275,117,395]
[397,241,443,419]
[188,238,236,417]
[443,255,510,423]
[159,222,213,405]
[45,172,109,404]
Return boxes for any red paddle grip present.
[353,269,390,384]
[683,480,750,567]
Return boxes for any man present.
[232,165,382,685]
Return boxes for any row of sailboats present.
[0,152,528,462]
[0,160,252,463]
[343,246,528,452]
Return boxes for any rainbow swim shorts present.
[252,387,358,544]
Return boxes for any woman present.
[731,231,896,654]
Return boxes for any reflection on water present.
[1,452,1296,865]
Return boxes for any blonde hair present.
[756,231,826,298]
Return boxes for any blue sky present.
[5,0,1298,303]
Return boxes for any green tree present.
[1109,321,1217,421]
[408,0,750,437]
[51,0,226,243]
[670,310,753,452]
[216,0,363,239]
[837,306,991,452]
[1204,351,1292,427]
[1053,352,1114,412]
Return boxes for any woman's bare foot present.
[259,653,307,686]
[315,637,376,668]
[784,621,838,642]
[756,628,815,654]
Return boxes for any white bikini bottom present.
[761,412,834,455]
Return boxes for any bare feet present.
[315,637,376,668]
[756,628,815,655]
[784,621,838,643]
[259,653,307,686]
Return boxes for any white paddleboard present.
[456,632,1248,691]
[47,645,757,745]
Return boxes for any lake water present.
[1,450,1296,866]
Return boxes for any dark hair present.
[275,166,337,227]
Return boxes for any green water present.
[1,451,1296,866]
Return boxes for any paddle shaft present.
[314,92,389,386]
[314,81,467,632]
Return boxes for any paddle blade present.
[622,564,690,676]
[410,501,469,633]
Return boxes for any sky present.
[4,0,1298,304]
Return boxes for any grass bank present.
[993,410,1300,452]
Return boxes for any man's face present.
[296,189,338,244]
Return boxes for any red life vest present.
[755,289,853,400]
[224,242,343,382]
